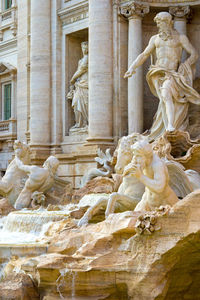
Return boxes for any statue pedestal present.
[69,126,88,136]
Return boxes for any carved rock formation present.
[0,273,39,300]
[72,176,115,203]
[1,190,199,299]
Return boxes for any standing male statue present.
[125,12,200,139]
[67,41,88,130]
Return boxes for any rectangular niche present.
[65,28,88,136]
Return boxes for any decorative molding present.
[120,0,200,7]
[169,5,190,18]
[0,119,17,141]
[120,1,149,18]
[0,62,16,75]
[58,0,88,27]
[0,5,17,40]
[0,38,17,54]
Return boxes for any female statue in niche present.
[67,41,88,130]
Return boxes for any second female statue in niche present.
[67,41,88,130]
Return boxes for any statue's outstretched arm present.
[124,35,156,78]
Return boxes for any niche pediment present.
[0,62,16,75]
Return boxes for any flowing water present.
[0,205,76,245]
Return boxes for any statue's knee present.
[161,88,172,103]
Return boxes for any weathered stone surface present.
[47,211,139,255]
[45,178,72,206]
[72,176,115,203]
[0,273,39,300]
[0,198,16,216]
[27,190,200,299]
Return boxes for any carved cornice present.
[120,1,149,18]
[169,5,190,18]
[120,0,200,8]
[58,0,88,27]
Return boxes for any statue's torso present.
[77,55,88,83]
[154,33,182,71]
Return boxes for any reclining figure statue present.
[0,140,30,205]
[14,155,59,210]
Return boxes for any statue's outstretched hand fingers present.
[124,71,131,78]
[124,70,135,78]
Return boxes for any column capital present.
[169,6,190,18]
[120,1,149,19]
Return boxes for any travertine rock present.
[47,211,139,255]
[0,273,39,300]
[36,190,200,299]
[72,176,115,203]
[0,198,16,216]
[45,177,72,206]
[1,189,200,299]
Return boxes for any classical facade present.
[0,0,200,188]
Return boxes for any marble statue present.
[78,129,200,225]
[128,139,178,211]
[14,155,59,210]
[78,134,145,226]
[124,12,200,140]
[31,191,46,209]
[81,148,113,187]
[67,41,88,130]
[0,140,30,205]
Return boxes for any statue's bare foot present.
[77,215,89,227]
[167,125,175,132]
[71,124,80,129]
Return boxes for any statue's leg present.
[105,192,120,217]
[14,187,32,210]
[77,197,108,227]
[134,192,150,212]
[161,79,175,132]
[105,193,139,218]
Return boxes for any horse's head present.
[114,133,140,174]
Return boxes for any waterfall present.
[0,206,73,244]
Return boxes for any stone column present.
[169,6,190,35]
[51,0,62,154]
[30,0,51,148]
[169,6,190,61]
[87,0,113,145]
[17,0,30,142]
[121,2,149,134]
